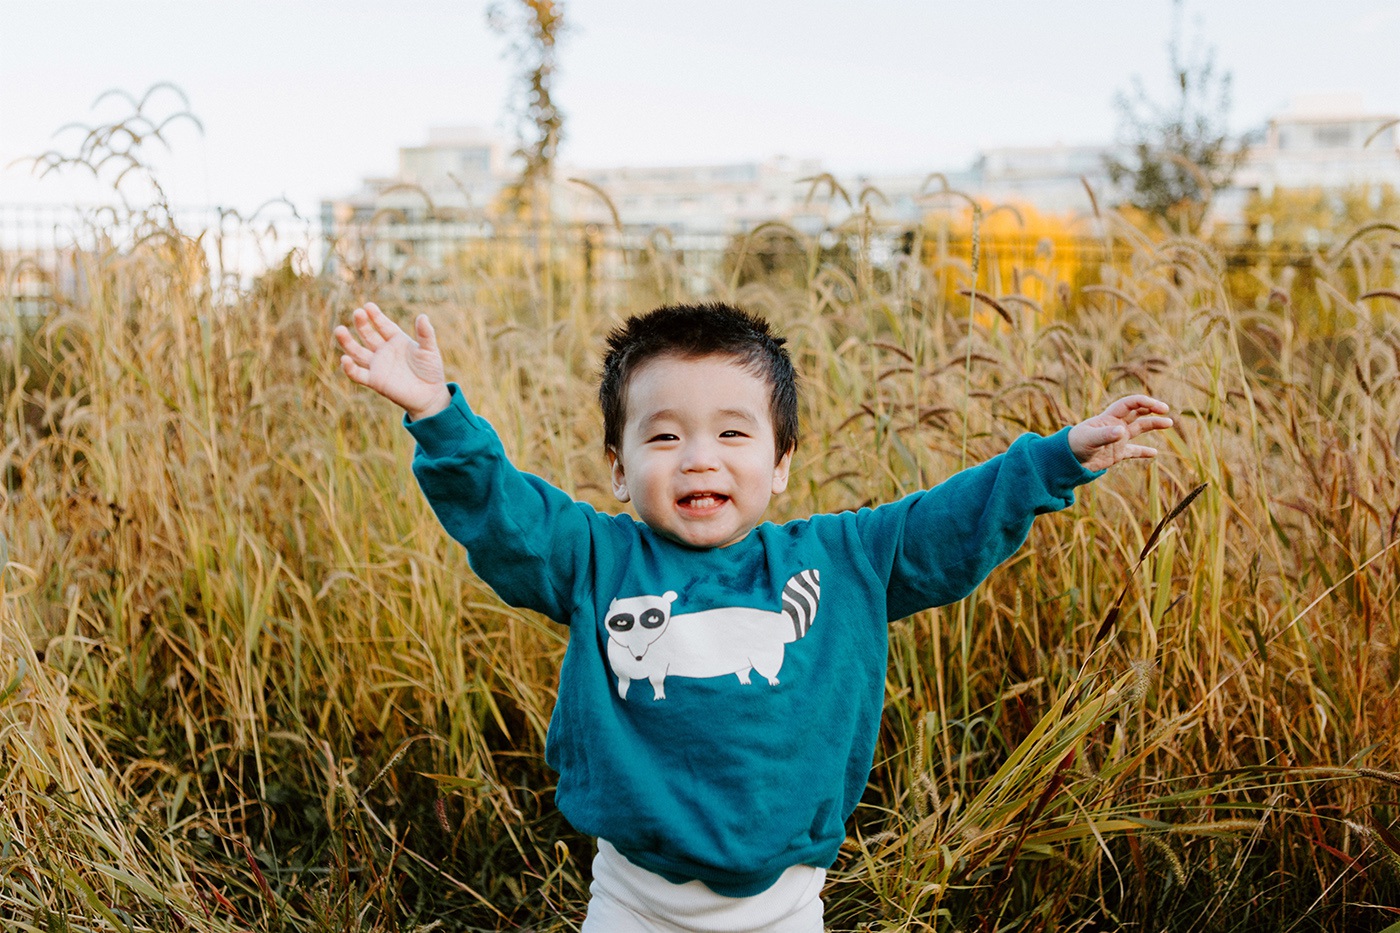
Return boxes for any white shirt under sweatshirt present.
[582,840,825,932]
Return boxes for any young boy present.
[333,301,1172,931]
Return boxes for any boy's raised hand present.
[334,302,452,421]
[1068,395,1173,472]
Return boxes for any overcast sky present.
[2,0,1397,214]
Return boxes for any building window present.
[1314,126,1352,148]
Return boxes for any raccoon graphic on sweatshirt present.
[405,384,1103,897]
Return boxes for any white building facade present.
[1240,94,1400,196]
[321,96,1400,270]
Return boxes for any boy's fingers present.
[343,338,372,367]
[1089,424,1127,448]
[1127,414,1173,437]
[334,325,372,366]
[340,355,369,386]
[356,302,407,349]
[416,314,438,351]
[1106,395,1169,420]
[336,322,373,364]
[1123,444,1158,459]
[352,306,387,349]
[365,301,405,343]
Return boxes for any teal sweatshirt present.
[405,384,1102,897]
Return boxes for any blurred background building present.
[319,95,1397,243]
[1246,94,1399,193]
[1212,94,1400,238]
[5,96,1397,301]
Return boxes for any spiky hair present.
[598,303,798,462]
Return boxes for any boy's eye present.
[648,433,678,443]
[719,430,747,438]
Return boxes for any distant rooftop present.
[1281,93,1372,120]
[424,125,498,147]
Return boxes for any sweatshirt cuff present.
[1033,426,1105,495]
[402,383,482,458]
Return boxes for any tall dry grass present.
[2,196,1399,932]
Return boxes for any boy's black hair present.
[599,303,798,462]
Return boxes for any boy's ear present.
[770,449,793,495]
[607,447,631,502]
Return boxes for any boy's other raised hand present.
[334,302,452,421]
[1068,395,1173,472]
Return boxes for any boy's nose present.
[680,440,720,472]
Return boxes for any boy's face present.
[608,353,792,549]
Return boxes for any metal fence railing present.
[4,202,1347,329]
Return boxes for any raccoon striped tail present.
[780,569,821,641]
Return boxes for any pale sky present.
[2,0,1397,214]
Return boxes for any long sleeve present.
[853,427,1102,620]
[404,383,595,622]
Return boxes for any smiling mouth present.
[677,492,729,512]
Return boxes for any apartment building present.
[1242,94,1399,194]
[321,95,1399,270]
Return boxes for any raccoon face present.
[605,591,677,660]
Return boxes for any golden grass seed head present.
[1354,767,1400,789]
[1126,658,1160,706]
[1144,835,1188,887]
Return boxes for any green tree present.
[489,0,566,220]
[1105,0,1249,233]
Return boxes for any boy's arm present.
[405,385,593,622]
[857,396,1171,620]
[335,303,592,622]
